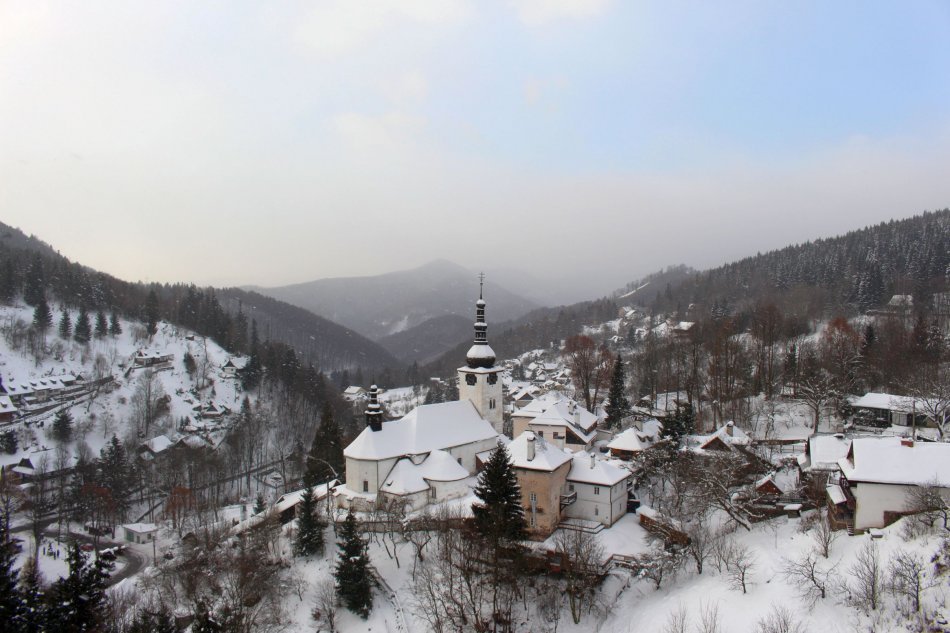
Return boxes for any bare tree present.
[696,601,723,633]
[726,541,756,594]
[903,479,950,534]
[662,603,690,633]
[635,545,685,590]
[535,578,563,633]
[564,335,612,411]
[848,541,882,612]
[887,549,928,613]
[685,517,718,574]
[781,552,839,606]
[753,604,808,633]
[312,578,338,633]
[810,509,839,558]
[131,369,167,437]
[900,362,949,438]
[553,528,605,624]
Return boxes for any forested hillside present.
[0,222,401,376]
[646,210,950,319]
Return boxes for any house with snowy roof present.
[0,396,18,424]
[133,349,174,368]
[689,422,751,452]
[2,380,34,404]
[606,420,662,460]
[563,452,631,528]
[504,431,574,537]
[828,436,950,531]
[850,392,944,429]
[342,386,367,402]
[339,283,504,511]
[797,433,851,479]
[511,392,599,452]
[221,358,243,378]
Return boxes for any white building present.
[339,283,504,510]
[830,436,950,530]
[511,392,600,452]
[563,452,630,527]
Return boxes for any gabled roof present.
[507,431,572,472]
[801,434,850,472]
[142,435,173,454]
[344,400,498,461]
[838,436,950,487]
[567,452,630,486]
[0,396,17,414]
[607,427,651,453]
[694,423,751,450]
[851,392,920,412]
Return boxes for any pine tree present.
[308,402,344,483]
[94,311,108,339]
[0,259,17,304]
[335,511,373,618]
[145,289,160,337]
[52,409,73,443]
[472,443,526,542]
[604,353,631,429]
[32,297,53,334]
[58,308,72,339]
[22,255,45,307]
[0,519,24,630]
[294,473,326,557]
[73,306,91,344]
[108,312,122,337]
[661,402,694,445]
[45,540,114,631]
[254,492,266,515]
[0,430,17,454]
[98,436,132,521]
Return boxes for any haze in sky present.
[2,1,949,299]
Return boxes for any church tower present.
[458,275,504,435]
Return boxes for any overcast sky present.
[2,1,949,299]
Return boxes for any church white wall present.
[346,457,398,494]
[445,437,499,473]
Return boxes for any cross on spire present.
[478,272,485,299]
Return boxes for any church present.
[336,282,504,511]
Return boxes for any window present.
[537,430,544,438]
[457,457,462,465]
[568,484,575,492]
[595,506,599,516]
[466,374,477,386]
[529,492,537,502]
[362,480,369,492]
[594,486,600,495]
[487,373,498,385]
[430,487,437,499]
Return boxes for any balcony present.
[559,491,577,509]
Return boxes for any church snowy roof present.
[345,400,498,461]
[380,450,470,495]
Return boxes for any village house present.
[850,392,944,430]
[511,392,599,452]
[221,358,243,378]
[342,385,367,402]
[0,396,18,424]
[133,349,174,369]
[828,436,950,531]
[689,422,751,452]
[563,452,630,528]
[506,431,573,538]
[606,419,663,460]
[797,433,851,481]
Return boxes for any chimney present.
[589,453,595,469]
[365,385,383,432]
[526,433,536,461]
[900,438,914,448]
[725,421,734,437]
[574,408,581,427]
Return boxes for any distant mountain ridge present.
[249,259,539,341]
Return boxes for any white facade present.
[848,481,939,530]
[563,479,628,526]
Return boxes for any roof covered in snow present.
[142,435,173,454]
[839,436,950,487]
[380,450,470,495]
[567,452,630,486]
[802,434,851,471]
[344,400,498,461]
[851,392,920,412]
[0,396,17,414]
[607,427,652,453]
[507,431,572,472]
